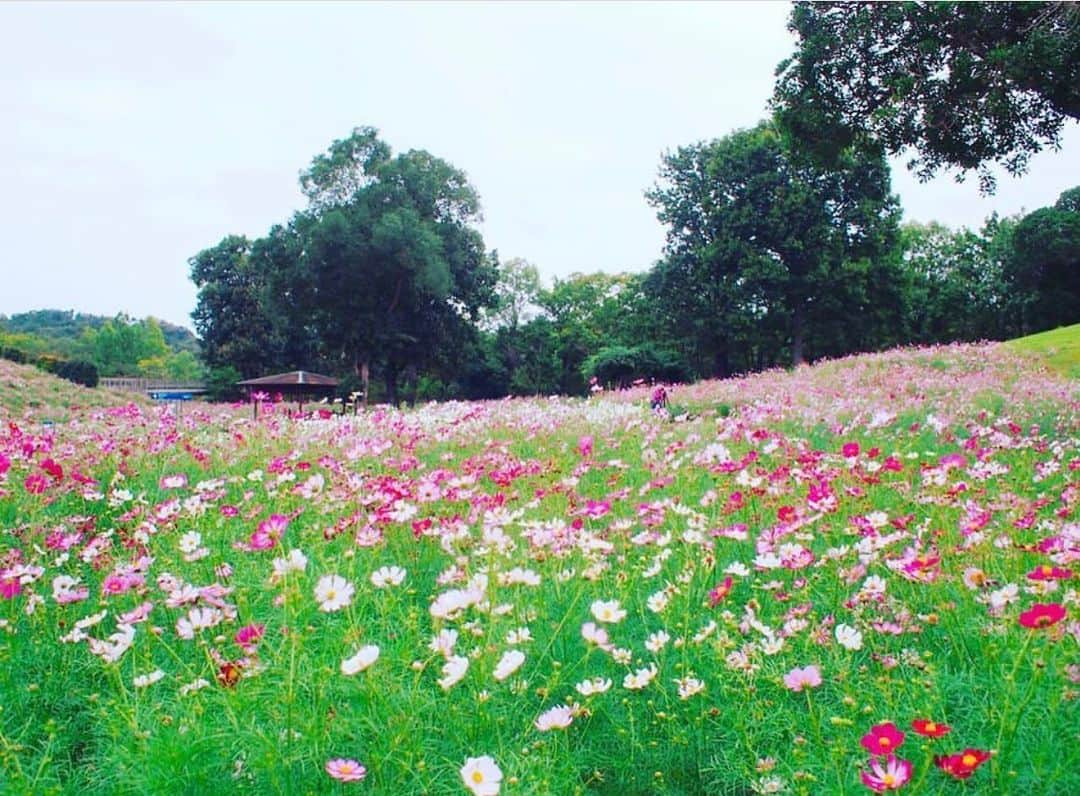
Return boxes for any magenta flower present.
[783,665,822,692]
[861,722,906,755]
[24,473,48,494]
[861,754,912,792]
[234,623,265,652]
[249,514,289,550]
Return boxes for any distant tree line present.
[189,125,1077,404]
[0,310,204,384]
[186,2,1076,402]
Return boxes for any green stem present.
[992,630,1034,782]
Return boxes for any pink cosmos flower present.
[24,473,48,494]
[325,758,367,782]
[159,473,188,490]
[0,576,22,599]
[234,623,265,652]
[860,754,912,792]
[1018,602,1066,629]
[783,665,822,692]
[249,514,289,550]
[577,435,594,458]
[582,499,611,519]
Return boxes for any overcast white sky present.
[2,1,1077,330]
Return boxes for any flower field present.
[0,343,1077,794]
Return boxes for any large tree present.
[190,235,284,379]
[268,130,497,405]
[647,123,901,369]
[1005,186,1080,333]
[774,2,1080,192]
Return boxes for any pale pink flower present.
[535,704,574,731]
[325,758,367,782]
[783,664,822,692]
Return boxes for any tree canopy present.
[191,128,497,404]
[646,122,901,370]
[773,2,1080,192]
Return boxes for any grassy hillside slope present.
[1004,323,1080,378]
[0,358,151,420]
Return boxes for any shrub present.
[54,359,99,388]
[583,344,692,388]
[0,346,27,364]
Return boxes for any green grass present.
[1003,323,1080,378]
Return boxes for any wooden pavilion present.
[237,370,339,417]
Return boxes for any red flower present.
[842,441,860,458]
[1027,565,1072,581]
[708,576,734,607]
[911,718,951,738]
[861,722,906,755]
[934,748,991,780]
[217,662,242,687]
[1018,602,1067,630]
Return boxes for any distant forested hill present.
[0,310,198,353]
[0,310,203,379]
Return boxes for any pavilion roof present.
[236,370,339,388]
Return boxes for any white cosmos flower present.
[760,635,785,656]
[835,623,863,651]
[179,678,210,696]
[370,565,406,588]
[460,755,502,796]
[314,574,354,612]
[645,630,670,653]
[575,677,612,696]
[623,663,658,690]
[176,606,223,640]
[178,531,202,554]
[646,590,670,613]
[492,649,525,682]
[133,669,165,688]
[505,627,532,645]
[271,548,308,583]
[590,599,627,624]
[675,676,705,700]
[341,644,380,675]
[535,704,574,731]
[429,628,459,658]
[438,654,469,690]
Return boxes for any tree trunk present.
[385,363,399,407]
[792,305,806,366]
[354,358,370,410]
[404,363,419,406]
[713,345,730,379]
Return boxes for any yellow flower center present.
[961,753,977,767]
[878,737,891,747]
[471,771,485,784]
[1041,565,1053,575]
[883,773,896,787]
[325,589,336,601]
[925,722,937,732]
